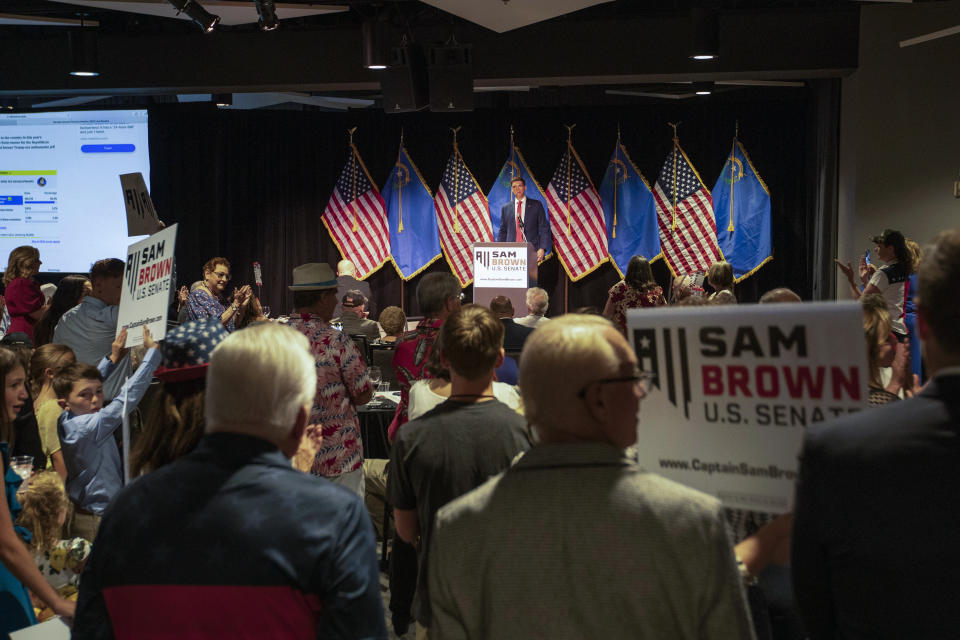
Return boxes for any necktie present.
[516,200,525,242]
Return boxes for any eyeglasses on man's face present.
[577,367,654,398]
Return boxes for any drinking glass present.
[368,366,382,387]
[261,305,271,318]
[10,456,33,483]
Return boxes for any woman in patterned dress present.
[603,255,666,335]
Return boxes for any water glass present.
[10,455,33,483]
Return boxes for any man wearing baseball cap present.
[332,290,380,341]
[287,263,373,497]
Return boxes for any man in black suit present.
[792,228,960,638]
[496,177,550,264]
[489,295,534,352]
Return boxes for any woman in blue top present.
[185,257,252,332]
[0,347,75,631]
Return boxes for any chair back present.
[349,334,371,364]
[371,346,398,390]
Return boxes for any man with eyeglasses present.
[428,314,754,639]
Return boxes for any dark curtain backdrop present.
[147,82,838,319]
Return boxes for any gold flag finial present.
[348,126,358,147]
[399,127,405,148]
[450,126,461,150]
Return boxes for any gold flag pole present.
[451,126,462,234]
[396,129,405,234]
[613,124,621,239]
[348,127,359,232]
[668,123,679,232]
[565,124,576,235]
[509,125,517,179]
[727,121,738,233]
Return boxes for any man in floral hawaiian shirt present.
[287,263,373,498]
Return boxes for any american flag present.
[434,147,492,286]
[545,144,608,281]
[652,142,721,275]
[322,146,391,279]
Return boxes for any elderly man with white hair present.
[428,314,754,640]
[514,286,551,328]
[72,322,386,639]
[334,258,374,319]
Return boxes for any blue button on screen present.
[80,144,136,153]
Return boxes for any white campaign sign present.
[116,224,177,347]
[627,302,867,513]
[473,245,528,288]
[119,172,163,236]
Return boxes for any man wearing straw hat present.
[287,263,373,497]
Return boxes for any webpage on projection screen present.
[0,109,150,273]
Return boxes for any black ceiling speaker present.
[380,44,428,113]
[428,44,473,112]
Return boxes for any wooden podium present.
[472,242,536,312]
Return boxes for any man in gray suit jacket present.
[793,228,960,638]
[429,314,753,639]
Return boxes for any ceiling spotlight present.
[68,29,99,77]
[363,19,389,70]
[213,93,232,107]
[693,81,714,95]
[255,0,279,31]
[168,0,220,33]
[690,8,719,61]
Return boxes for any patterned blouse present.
[607,281,666,334]
[34,537,91,592]
[869,386,900,408]
[288,315,372,478]
[388,318,443,441]
[186,289,234,332]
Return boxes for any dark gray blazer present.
[792,373,960,639]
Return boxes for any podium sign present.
[473,242,534,311]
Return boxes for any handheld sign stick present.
[253,261,263,299]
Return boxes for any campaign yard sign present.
[119,172,163,236]
[116,223,177,347]
[627,302,867,513]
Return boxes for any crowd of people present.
[0,225,956,639]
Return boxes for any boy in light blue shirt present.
[55,327,159,541]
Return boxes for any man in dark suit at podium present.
[497,177,550,264]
